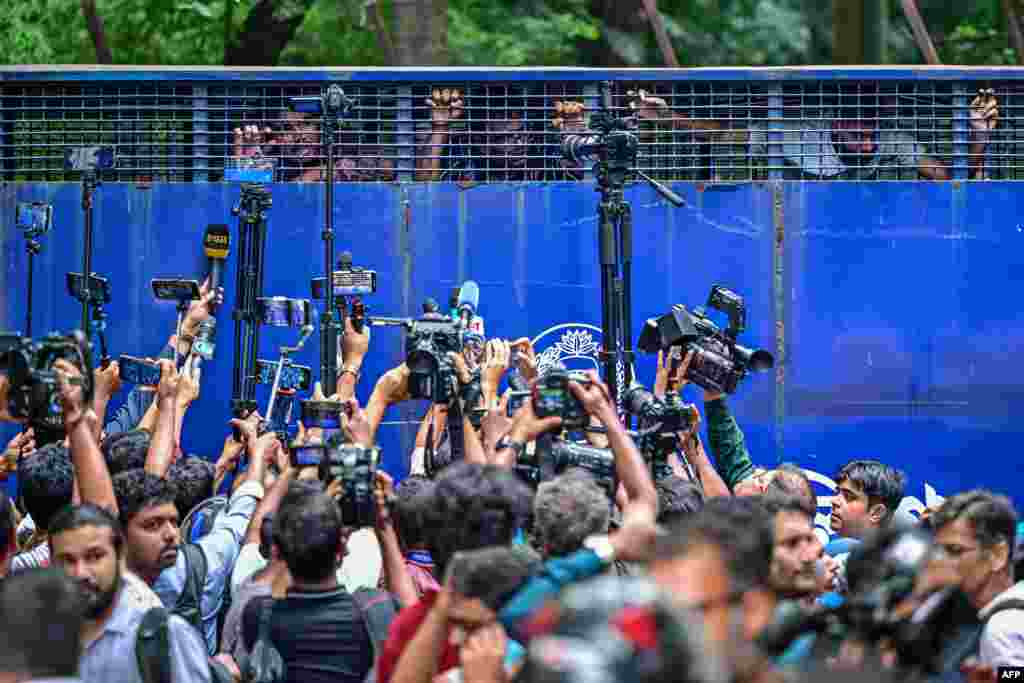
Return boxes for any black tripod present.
[564,81,683,411]
[78,168,100,334]
[290,85,356,397]
[22,224,45,338]
[230,183,273,420]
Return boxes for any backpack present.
[178,498,234,652]
[135,606,235,683]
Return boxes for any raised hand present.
[182,277,225,337]
[969,88,999,134]
[628,89,670,122]
[552,100,586,131]
[232,123,275,158]
[427,88,464,128]
[510,337,539,383]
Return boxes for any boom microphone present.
[457,281,479,329]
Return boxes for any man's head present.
[101,429,150,476]
[650,497,776,659]
[279,110,319,160]
[762,492,819,599]
[446,545,541,645]
[274,488,344,585]
[424,462,533,576]
[656,475,704,526]
[831,460,906,538]
[931,490,1018,609]
[0,568,83,681]
[17,442,73,533]
[112,470,180,579]
[48,504,123,620]
[533,470,609,558]
[167,456,215,520]
[831,118,879,162]
[767,464,816,517]
[482,114,528,169]
[393,475,433,551]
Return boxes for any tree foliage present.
[0,0,1020,67]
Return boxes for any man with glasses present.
[649,497,779,680]
[931,490,1023,668]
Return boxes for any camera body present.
[405,318,464,403]
[516,437,618,501]
[318,443,379,528]
[532,366,591,430]
[118,355,162,386]
[624,384,700,480]
[0,331,93,430]
[638,286,773,395]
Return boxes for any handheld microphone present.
[202,224,230,310]
[457,281,479,329]
[195,224,230,360]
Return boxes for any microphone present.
[457,281,479,329]
[195,224,230,360]
[203,224,230,310]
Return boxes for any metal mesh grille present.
[2,77,1021,182]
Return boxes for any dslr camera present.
[405,318,464,403]
[318,442,379,528]
[623,383,700,481]
[0,331,93,430]
[521,365,591,431]
[514,436,618,501]
[638,285,773,395]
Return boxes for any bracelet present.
[495,436,526,459]
[340,364,361,382]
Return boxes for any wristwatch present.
[340,363,361,382]
[583,534,616,565]
[495,436,526,460]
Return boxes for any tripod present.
[78,168,101,334]
[567,81,684,413]
[22,226,45,338]
[291,85,356,397]
[230,183,273,421]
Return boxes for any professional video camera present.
[0,330,93,431]
[757,527,981,676]
[515,437,618,501]
[638,285,773,395]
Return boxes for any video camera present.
[638,285,773,395]
[623,382,699,480]
[370,312,466,403]
[0,330,93,431]
[317,441,379,528]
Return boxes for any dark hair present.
[167,456,215,520]
[274,490,343,583]
[425,462,533,576]
[48,503,124,557]
[836,460,906,524]
[101,429,151,476]
[533,470,609,558]
[0,490,14,559]
[450,545,541,611]
[17,442,73,531]
[932,490,1018,567]
[393,475,433,549]
[768,464,816,517]
[654,497,774,592]
[655,476,705,525]
[112,469,177,526]
[0,568,84,677]
[762,487,816,521]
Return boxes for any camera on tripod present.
[0,330,93,430]
[638,285,774,395]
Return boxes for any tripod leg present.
[620,201,635,390]
[598,200,620,404]
[231,221,249,403]
[25,250,33,338]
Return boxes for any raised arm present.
[415,89,463,182]
[145,360,180,478]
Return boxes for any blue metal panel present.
[2,180,1021,519]
[782,182,1024,523]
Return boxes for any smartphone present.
[506,390,531,417]
[151,278,201,302]
[300,399,343,430]
[256,360,313,392]
[291,444,325,468]
[16,203,53,233]
[118,354,161,386]
[66,272,112,304]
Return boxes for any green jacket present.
[704,397,755,490]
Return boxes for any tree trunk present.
[391,0,448,66]
[578,0,647,66]
[224,0,315,66]
[80,0,113,64]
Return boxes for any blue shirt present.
[80,581,210,683]
[104,343,177,437]
[154,480,263,654]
